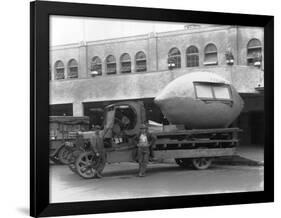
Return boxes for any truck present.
[66,72,244,179]
[49,116,90,164]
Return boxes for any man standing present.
[136,124,156,177]
[90,130,106,178]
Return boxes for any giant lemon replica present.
[154,72,244,129]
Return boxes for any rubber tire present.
[75,151,100,179]
[58,146,71,165]
[192,158,213,170]
[67,149,83,174]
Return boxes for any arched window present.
[247,39,262,67]
[67,59,78,78]
[168,47,181,69]
[120,53,131,73]
[106,55,116,74]
[186,46,199,67]
[204,43,218,65]
[54,60,65,80]
[90,56,102,76]
[135,51,147,72]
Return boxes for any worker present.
[90,130,106,178]
[136,124,156,177]
[112,113,130,143]
[121,114,130,129]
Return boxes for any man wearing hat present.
[136,123,156,177]
[90,130,106,178]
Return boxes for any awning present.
[49,116,90,125]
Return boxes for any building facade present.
[50,25,264,146]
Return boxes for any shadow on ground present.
[51,155,263,184]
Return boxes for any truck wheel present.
[175,158,191,168]
[49,155,61,165]
[75,151,100,179]
[58,146,71,165]
[192,158,212,170]
[67,150,82,174]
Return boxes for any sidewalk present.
[214,145,264,166]
[236,145,264,163]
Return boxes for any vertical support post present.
[147,32,158,72]
[73,102,84,116]
[78,41,88,78]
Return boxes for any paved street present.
[50,161,263,203]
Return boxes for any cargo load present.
[154,72,244,129]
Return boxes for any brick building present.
[50,24,264,146]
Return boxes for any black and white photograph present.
[49,16,265,203]
[1,0,279,217]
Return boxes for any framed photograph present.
[30,1,274,217]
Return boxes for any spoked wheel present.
[75,151,101,179]
[67,149,83,173]
[49,155,61,165]
[58,146,71,165]
[192,157,213,170]
[175,158,191,168]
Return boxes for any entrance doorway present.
[49,103,73,116]
[250,111,264,145]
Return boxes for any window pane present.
[187,46,198,54]
[91,57,102,75]
[168,48,181,69]
[121,53,130,61]
[92,57,101,64]
[247,48,262,57]
[136,52,146,72]
[68,59,78,67]
[68,59,78,78]
[169,48,180,55]
[206,53,217,62]
[136,51,146,60]
[168,56,181,68]
[213,86,231,99]
[69,67,78,78]
[92,64,102,75]
[107,55,115,63]
[247,39,262,67]
[121,62,131,73]
[195,84,213,98]
[205,44,217,53]
[187,55,199,67]
[248,39,261,48]
[107,63,116,74]
[55,61,64,68]
[136,60,146,72]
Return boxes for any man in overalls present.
[90,130,106,178]
[137,124,156,177]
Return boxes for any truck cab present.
[102,101,146,149]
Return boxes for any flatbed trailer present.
[152,127,240,168]
[102,127,240,168]
[49,116,90,164]
[154,127,239,151]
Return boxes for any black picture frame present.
[30,1,274,217]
